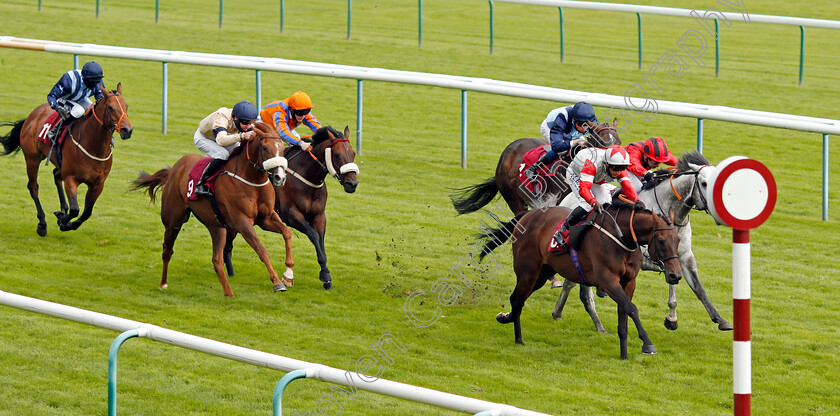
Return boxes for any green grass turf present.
[0,1,838,415]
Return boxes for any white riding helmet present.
[605,145,631,166]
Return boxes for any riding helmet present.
[288,91,314,110]
[605,145,631,166]
[81,61,104,80]
[232,100,259,122]
[569,102,597,123]
[642,136,671,163]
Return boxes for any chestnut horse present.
[224,126,359,290]
[450,122,620,216]
[131,122,294,297]
[478,203,682,359]
[0,83,133,236]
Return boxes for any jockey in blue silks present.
[525,101,599,182]
[46,61,106,143]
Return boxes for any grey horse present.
[552,151,733,333]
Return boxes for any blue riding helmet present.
[569,102,596,123]
[81,61,104,80]
[232,100,259,122]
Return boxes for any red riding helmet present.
[642,136,671,163]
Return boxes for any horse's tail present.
[0,120,25,156]
[450,177,498,215]
[476,211,526,260]
[130,168,170,203]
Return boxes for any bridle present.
[593,206,678,271]
[649,165,714,226]
[90,90,127,133]
[286,136,359,188]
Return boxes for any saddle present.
[186,157,224,201]
[547,211,596,255]
[38,111,73,167]
[518,145,565,194]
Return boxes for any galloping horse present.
[131,122,294,297]
[450,122,621,216]
[224,126,359,290]
[551,151,733,332]
[0,83,133,236]
[478,203,682,359]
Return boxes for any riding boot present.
[194,158,226,198]
[46,118,65,145]
[554,206,588,248]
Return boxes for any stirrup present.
[194,184,213,197]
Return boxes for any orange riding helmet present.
[288,91,314,110]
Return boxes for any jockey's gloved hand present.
[592,201,603,213]
[56,104,71,121]
[643,171,655,182]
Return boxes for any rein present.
[285,137,355,188]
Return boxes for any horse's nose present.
[271,170,287,188]
[666,272,682,285]
[343,180,357,193]
[120,126,133,140]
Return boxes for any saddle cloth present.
[547,211,596,254]
[186,157,223,201]
[517,145,563,194]
[37,111,68,145]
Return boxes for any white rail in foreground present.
[0,290,553,416]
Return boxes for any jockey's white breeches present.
[194,128,240,160]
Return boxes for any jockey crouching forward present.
[193,100,259,198]
[625,136,678,193]
[524,101,598,182]
[260,91,321,151]
[46,61,106,143]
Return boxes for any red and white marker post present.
[706,157,777,416]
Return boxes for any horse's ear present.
[116,82,122,94]
[344,126,351,140]
[612,117,618,126]
[99,83,108,95]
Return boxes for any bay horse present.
[130,122,294,297]
[551,152,733,332]
[223,126,359,290]
[478,203,682,359]
[0,83,133,236]
[450,122,621,216]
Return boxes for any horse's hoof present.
[323,281,332,290]
[596,288,608,298]
[642,344,657,355]
[159,284,168,290]
[718,321,734,331]
[273,283,287,292]
[281,276,294,288]
[551,313,562,321]
[515,339,525,345]
[496,312,510,324]
[53,211,64,220]
[36,224,47,237]
[59,223,70,232]
[664,318,679,331]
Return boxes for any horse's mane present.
[309,126,343,145]
[677,151,710,171]
[227,122,277,159]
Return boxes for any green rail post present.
[418,0,423,48]
[488,1,494,55]
[799,26,805,85]
[823,134,829,221]
[347,0,352,40]
[273,369,308,416]
[38,0,42,11]
[637,13,642,70]
[73,54,79,69]
[96,0,100,18]
[461,90,468,169]
[256,70,262,108]
[357,79,363,155]
[280,0,284,32]
[715,19,720,77]
[696,118,704,153]
[558,7,564,62]
[219,0,223,29]
[108,329,140,416]
[155,0,159,24]
[162,62,168,134]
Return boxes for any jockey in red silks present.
[624,136,679,193]
[560,145,642,234]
